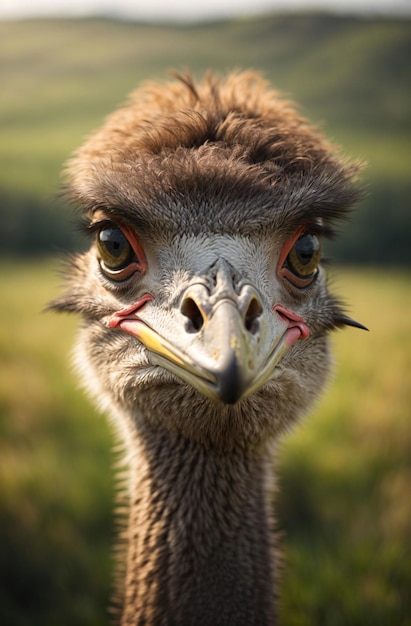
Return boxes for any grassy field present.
[1,260,410,625]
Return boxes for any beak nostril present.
[181,297,205,333]
[244,297,263,334]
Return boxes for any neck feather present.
[119,422,278,626]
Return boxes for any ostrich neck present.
[120,420,277,626]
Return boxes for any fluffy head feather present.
[65,71,362,237]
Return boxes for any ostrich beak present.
[108,289,310,405]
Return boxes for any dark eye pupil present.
[97,226,135,272]
[99,228,127,258]
[295,234,318,265]
[284,231,322,283]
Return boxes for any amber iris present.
[286,233,321,280]
[97,227,135,271]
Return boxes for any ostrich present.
[52,72,365,625]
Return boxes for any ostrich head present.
[54,71,362,448]
[52,72,364,623]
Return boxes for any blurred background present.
[1,1,410,624]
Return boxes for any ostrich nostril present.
[244,297,263,335]
[181,297,205,333]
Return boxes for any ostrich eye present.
[95,224,146,281]
[287,233,321,278]
[281,231,322,288]
[97,228,134,270]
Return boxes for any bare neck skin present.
[120,421,277,626]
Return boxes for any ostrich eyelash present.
[281,221,335,244]
[301,222,335,239]
[81,218,117,237]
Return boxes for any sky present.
[1,0,410,22]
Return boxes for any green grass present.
[278,269,411,624]
[0,260,113,625]
[1,261,410,625]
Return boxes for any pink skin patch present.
[108,294,154,329]
[273,304,310,348]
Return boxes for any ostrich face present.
[63,207,338,447]
[54,73,363,447]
